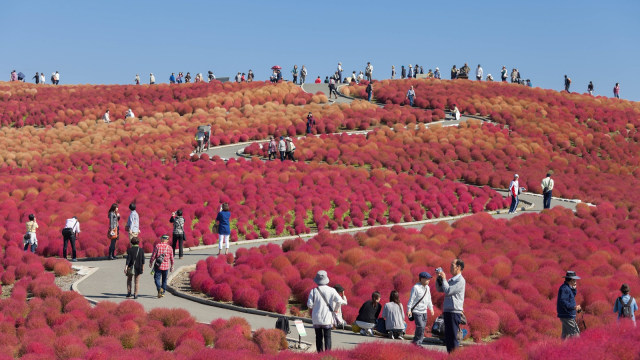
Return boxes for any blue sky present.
[2,0,639,100]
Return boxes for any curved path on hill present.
[75,82,587,352]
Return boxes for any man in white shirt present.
[103,110,111,123]
[365,62,373,81]
[337,62,343,83]
[278,136,286,161]
[150,73,155,84]
[476,65,483,81]
[508,174,526,213]
[62,217,80,261]
[54,71,60,85]
[407,271,434,346]
[541,172,555,209]
[126,203,140,239]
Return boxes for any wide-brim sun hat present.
[314,270,330,285]
[563,271,580,280]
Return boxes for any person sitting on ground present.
[125,108,135,119]
[486,74,494,82]
[315,76,321,84]
[613,284,638,325]
[427,69,434,78]
[383,290,407,339]
[355,291,382,336]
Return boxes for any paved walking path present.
[75,81,586,352]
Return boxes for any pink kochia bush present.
[191,205,640,343]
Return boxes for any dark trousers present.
[172,233,185,258]
[293,75,297,84]
[443,312,461,353]
[314,327,331,352]
[286,151,295,161]
[280,151,285,161]
[108,238,117,257]
[543,190,552,209]
[268,151,276,160]
[63,232,77,259]
[509,195,519,213]
[154,269,169,292]
[24,243,37,253]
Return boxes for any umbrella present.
[271,65,281,70]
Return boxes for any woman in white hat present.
[307,270,342,352]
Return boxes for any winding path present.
[74,82,586,352]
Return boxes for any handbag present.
[408,285,428,321]
[108,227,118,240]
[126,247,140,276]
[316,287,340,327]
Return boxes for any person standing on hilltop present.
[450,65,458,80]
[501,66,508,82]
[365,62,373,81]
[391,65,396,79]
[291,65,298,84]
[434,67,441,79]
[613,83,620,99]
[337,62,343,83]
[476,64,483,81]
[135,74,140,85]
[401,65,406,79]
[587,81,594,95]
[33,72,40,84]
[149,73,155,84]
[300,65,307,84]
[564,75,571,93]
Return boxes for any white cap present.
[515,174,519,178]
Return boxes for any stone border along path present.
[74,81,593,352]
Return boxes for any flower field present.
[1,77,640,358]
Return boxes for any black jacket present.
[126,245,145,275]
[356,300,381,323]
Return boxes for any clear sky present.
[2,0,639,100]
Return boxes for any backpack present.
[275,316,290,334]
[619,297,633,318]
[431,315,445,338]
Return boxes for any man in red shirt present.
[150,235,175,298]
[315,76,322,84]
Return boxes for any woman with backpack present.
[170,210,186,259]
[108,203,120,260]
[613,284,638,325]
[124,237,145,299]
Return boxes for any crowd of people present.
[10,70,60,84]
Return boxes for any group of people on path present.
[10,70,59,84]
[307,258,467,353]
[102,108,135,123]
[394,64,441,80]
[268,135,297,161]
[508,172,556,214]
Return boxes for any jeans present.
[509,195,519,213]
[314,327,331,352]
[268,151,276,160]
[24,243,37,253]
[408,96,414,106]
[293,75,297,84]
[154,269,169,292]
[412,312,427,345]
[172,233,185,258]
[63,231,77,259]
[443,312,462,353]
[543,190,552,209]
[300,76,305,84]
[367,91,372,101]
[280,151,286,161]
[287,151,295,161]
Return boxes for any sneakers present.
[71,259,77,262]
[359,329,367,336]
[397,334,404,340]
[158,291,162,298]
[126,292,131,298]
[389,333,395,339]
[160,289,165,298]
[367,329,374,337]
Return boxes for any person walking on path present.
[407,271,434,345]
[170,210,186,259]
[391,65,396,79]
[401,65,406,79]
[107,203,120,260]
[306,112,316,134]
[278,136,286,161]
[541,172,554,209]
[24,214,38,253]
[149,235,174,298]
[124,237,145,299]
[328,75,338,99]
[126,203,140,240]
[337,62,343,83]
[383,290,407,339]
[285,137,296,161]
[406,86,415,107]
[613,284,638,325]
[501,66,508,82]
[436,259,466,353]
[54,71,60,85]
[300,65,307,84]
[476,64,483,81]
[33,72,40,84]
[62,216,80,262]
[307,270,342,353]
[135,74,140,85]
[291,65,298,84]
[40,72,45,85]
[508,174,526,214]
[587,81,594,95]
[564,75,571,93]
[366,82,373,102]
[355,291,382,336]
[453,104,461,121]
[149,73,155,85]
[613,83,620,99]
[215,203,231,255]
[268,136,277,161]
[365,62,373,82]
[557,271,582,339]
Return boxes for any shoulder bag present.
[408,285,427,321]
[316,287,340,327]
